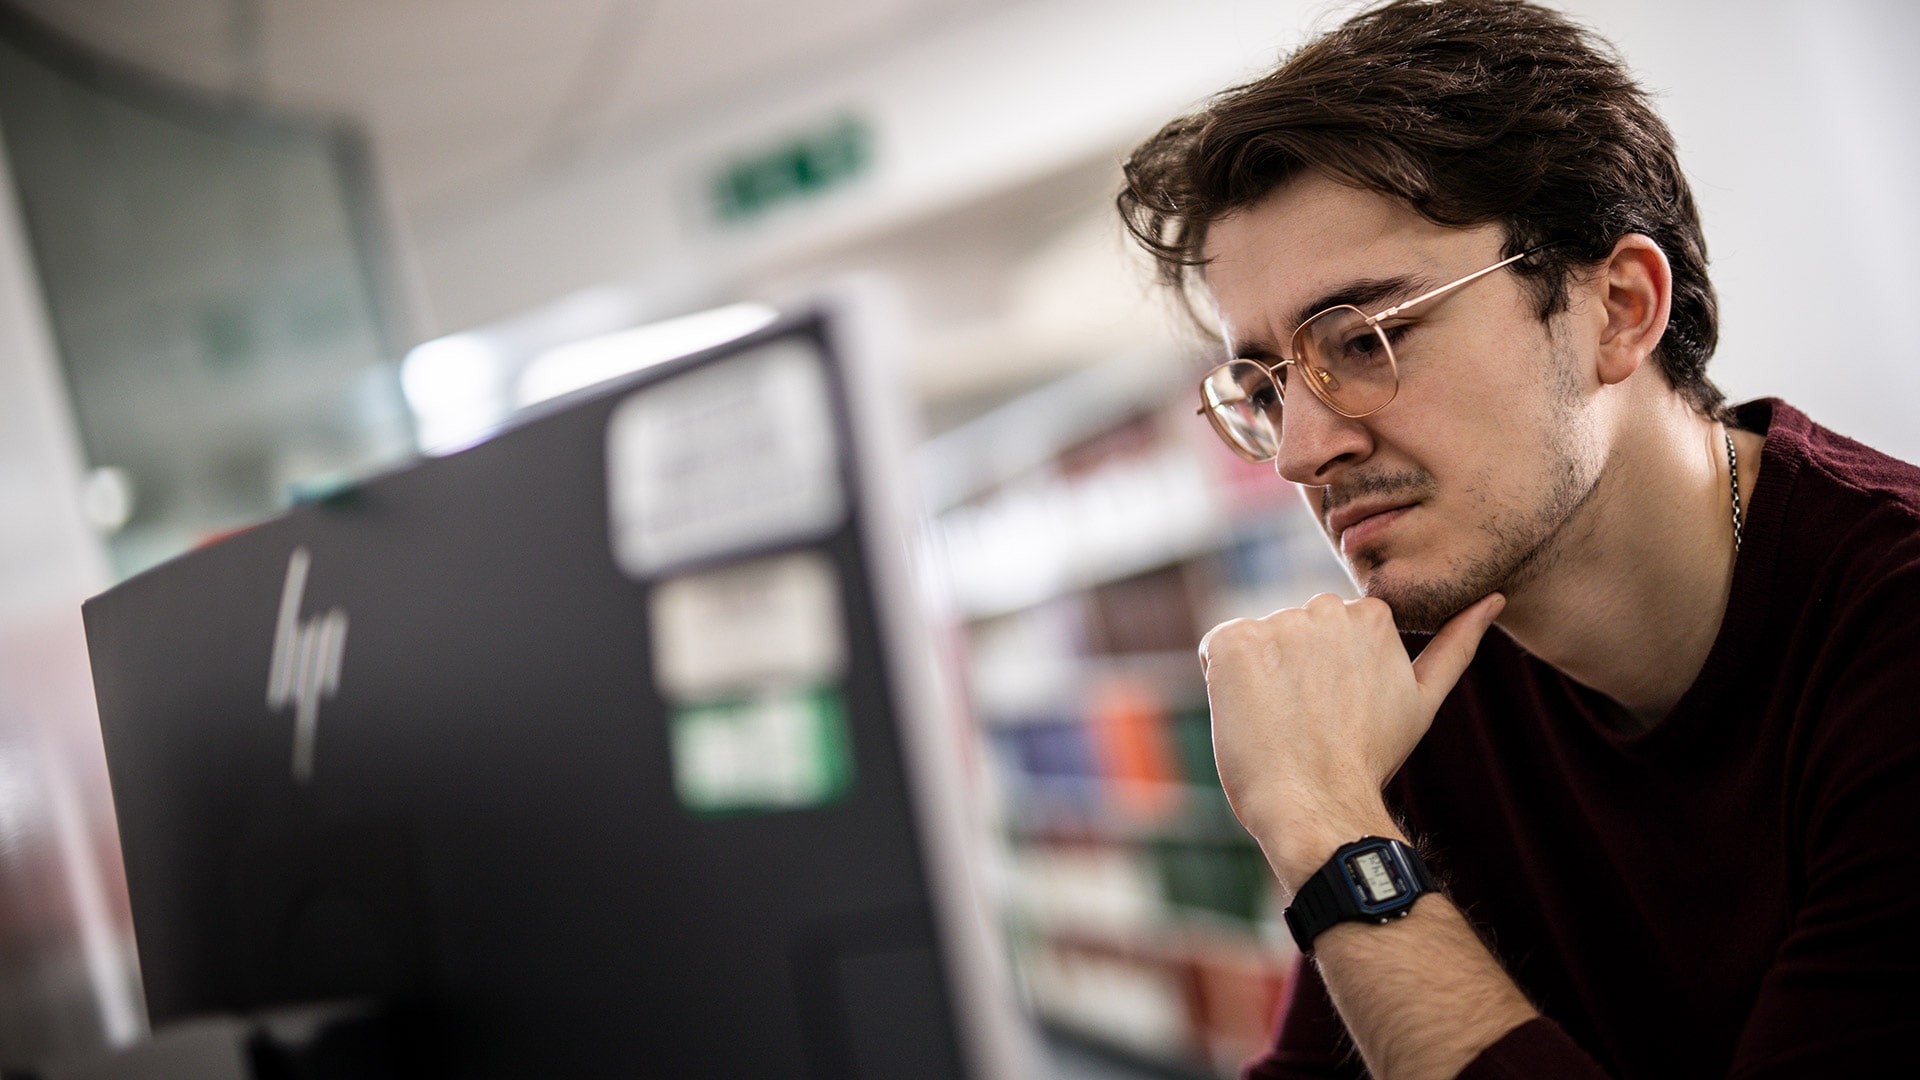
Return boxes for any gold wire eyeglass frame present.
[1197,247,1540,463]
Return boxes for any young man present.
[1118,2,1920,1077]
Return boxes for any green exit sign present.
[710,114,873,225]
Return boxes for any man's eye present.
[1336,324,1411,367]
[1244,379,1279,408]
[1337,330,1389,364]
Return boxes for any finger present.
[1197,619,1237,671]
[1410,593,1506,706]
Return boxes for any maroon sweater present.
[1248,400,1920,1079]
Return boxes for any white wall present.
[1590,0,1920,459]
[401,0,1920,461]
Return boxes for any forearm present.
[1316,887,1537,1079]
[1202,593,1535,1077]
[1262,819,1538,1080]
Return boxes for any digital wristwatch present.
[1283,836,1436,954]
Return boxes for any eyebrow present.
[1230,273,1432,360]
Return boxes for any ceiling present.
[1,0,1192,414]
[4,0,1014,221]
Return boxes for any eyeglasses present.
[1197,247,1540,463]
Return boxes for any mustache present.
[1318,469,1438,527]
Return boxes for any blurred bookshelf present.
[918,356,1353,1078]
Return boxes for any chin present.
[1356,559,1489,635]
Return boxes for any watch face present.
[1343,845,1409,908]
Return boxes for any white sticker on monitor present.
[649,551,847,702]
[607,340,843,577]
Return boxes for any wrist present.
[1259,809,1404,896]
[1282,836,1436,956]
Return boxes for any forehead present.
[1202,173,1503,341]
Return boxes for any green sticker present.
[669,686,854,814]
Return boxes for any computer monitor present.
[81,309,1029,1078]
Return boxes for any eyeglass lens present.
[1200,306,1399,462]
[1201,361,1282,461]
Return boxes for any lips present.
[1327,499,1416,554]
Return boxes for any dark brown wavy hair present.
[1118,0,1724,416]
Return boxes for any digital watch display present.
[1284,836,1435,953]
[1348,848,1405,904]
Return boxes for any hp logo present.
[266,548,348,784]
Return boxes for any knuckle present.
[1255,606,1308,641]
[1350,596,1394,622]
[1198,617,1251,659]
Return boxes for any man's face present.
[1202,173,1604,632]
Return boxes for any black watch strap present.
[1283,836,1434,954]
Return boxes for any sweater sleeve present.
[1454,1017,1610,1079]
[1246,963,1613,1080]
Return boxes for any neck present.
[1493,393,1760,731]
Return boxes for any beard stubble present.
[1342,345,1601,634]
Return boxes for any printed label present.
[649,551,847,701]
[607,341,843,577]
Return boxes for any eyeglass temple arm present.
[1369,248,1539,324]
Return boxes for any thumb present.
[1411,593,1506,708]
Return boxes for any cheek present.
[1404,361,1562,493]
[1463,465,1512,535]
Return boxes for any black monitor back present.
[82,312,1020,1078]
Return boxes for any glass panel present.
[0,29,414,578]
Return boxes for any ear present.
[1593,235,1672,386]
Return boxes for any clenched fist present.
[1198,591,1505,893]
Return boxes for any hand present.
[1198,592,1505,891]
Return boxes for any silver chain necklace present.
[1723,426,1744,554]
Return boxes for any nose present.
[1273,382,1374,485]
